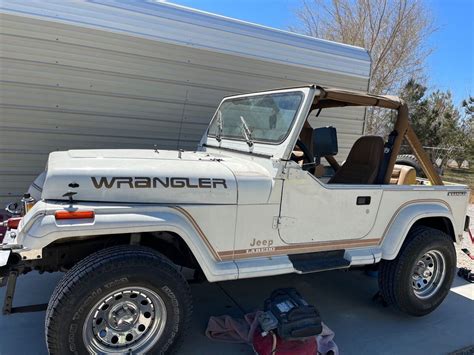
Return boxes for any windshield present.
[208,91,304,144]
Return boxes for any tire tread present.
[45,245,192,354]
[378,226,455,316]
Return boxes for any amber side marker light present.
[55,210,95,220]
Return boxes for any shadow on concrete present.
[0,270,472,354]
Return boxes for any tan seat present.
[328,136,384,184]
[390,164,416,185]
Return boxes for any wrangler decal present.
[91,176,227,189]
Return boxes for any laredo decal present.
[246,238,275,255]
[447,191,467,197]
[91,176,227,189]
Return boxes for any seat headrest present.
[345,136,384,164]
[328,136,384,184]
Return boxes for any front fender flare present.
[18,202,238,282]
[380,202,455,260]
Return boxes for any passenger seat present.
[390,164,417,185]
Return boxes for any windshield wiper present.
[216,111,223,142]
[240,116,254,147]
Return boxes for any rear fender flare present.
[380,202,455,260]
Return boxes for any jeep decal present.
[91,176,227,189]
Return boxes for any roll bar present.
[311,86,443,185]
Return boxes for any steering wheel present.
[291,139,314,171]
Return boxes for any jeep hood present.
[40,149,274,204]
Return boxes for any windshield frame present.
[206,89,306,146]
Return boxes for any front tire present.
[379,226,456,316]
[45,246,192,354]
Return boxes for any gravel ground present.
[456,204,474,269]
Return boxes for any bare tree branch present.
[292,0,435,133]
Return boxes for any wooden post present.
[405,125,444,185]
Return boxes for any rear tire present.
[45,245,192,354]
[378,226,456,316]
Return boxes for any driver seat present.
[328,136,384,184]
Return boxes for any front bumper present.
[0,250,10,268]
[0,234,21,287]
[0,250,11,286]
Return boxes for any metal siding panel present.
[0,8,369,204]
[1,0,370,76]
[1,33,367,93]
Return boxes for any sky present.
[169,0,474,108]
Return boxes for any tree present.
[462,97,474,116]
[400,79,437,148]
[294,0,434,133]
[461,96,474,164]
[400,79,471,166]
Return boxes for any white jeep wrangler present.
[0,85,470,354]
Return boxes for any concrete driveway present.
[1,207,473,354]
[0,268,472,355]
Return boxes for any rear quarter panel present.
[375,184,469,259]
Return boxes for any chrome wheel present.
[83,286,167,354]
[411,250,446,299]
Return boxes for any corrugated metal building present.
[0,0,371,205]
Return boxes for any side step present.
[289,250,350,273]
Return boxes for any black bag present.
[263,288,322,340]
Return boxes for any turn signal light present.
[55,210,95,220]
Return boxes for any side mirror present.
[312,127,338,161]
